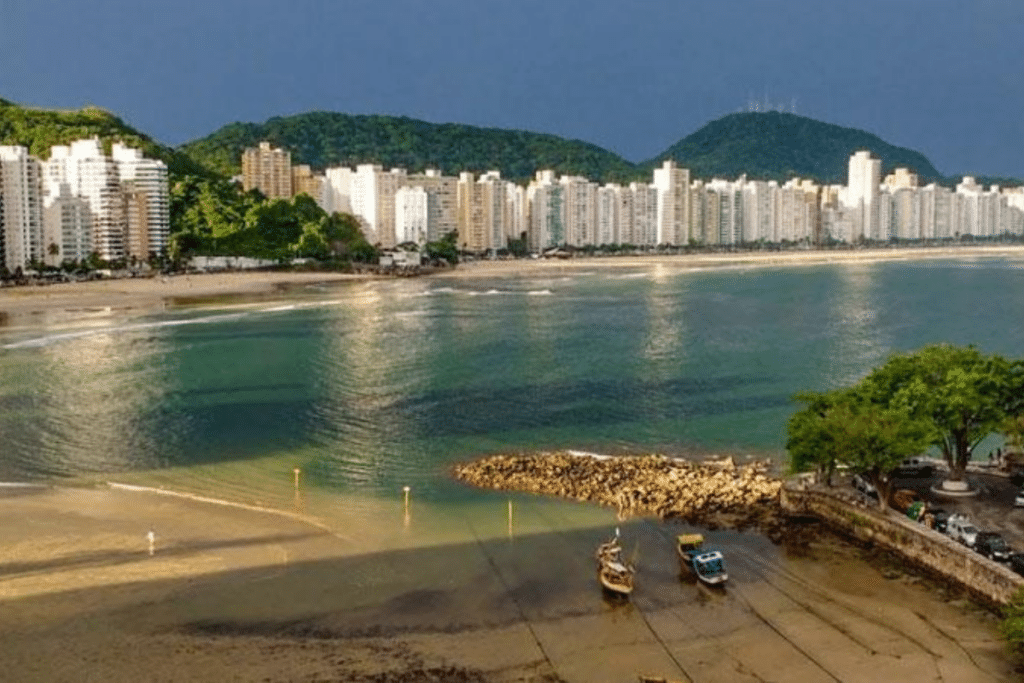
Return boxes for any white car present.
[1015,489,1024,507]
[946,514,980,548]
[852,474,878,498]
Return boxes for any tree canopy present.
[169,175,376,264]
[788,344,1024,499]
[788,387,933,508]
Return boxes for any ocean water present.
[2,257,1024,507]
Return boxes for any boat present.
[596,531,635,596]
[676,533,728,586]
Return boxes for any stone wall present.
[781,486,1023,606]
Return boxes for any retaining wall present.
[780,486,1023,606]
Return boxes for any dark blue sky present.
[2,0,1022,178]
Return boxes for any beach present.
[3,247,1023,681]
[3,246,1024,323]
[0,483,1014,682]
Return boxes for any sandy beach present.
[3,247,1023,680]
[0,483,1015,682]
[2,246,1024,324]
[0,271,367,323]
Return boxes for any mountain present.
[644,111,944,184]
[179,112,639,182]
[0,99,208,177]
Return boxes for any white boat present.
[677,534,728,586]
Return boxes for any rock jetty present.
[453,452,782,519]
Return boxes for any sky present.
[2,0,1023,178]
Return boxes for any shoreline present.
[2,245,1023,323]
[0,477,1014,681]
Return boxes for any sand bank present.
[441,244,1024,279]
[0,483,1013,682]
[0,271,366,321]
[2,246,1023,324]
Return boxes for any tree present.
[787,389,851,486]
[426,230,459,265]
[861,345,1018,484]
[788,388,933,508]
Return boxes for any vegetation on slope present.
[179,112,640,182]
[644,111,944,184]
[0,99,208,178]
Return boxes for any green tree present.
[788,388,933,508]
[426,230,459,265]
[861,345,1018,483]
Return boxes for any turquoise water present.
[2,258,1024,502]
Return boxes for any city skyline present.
[1,1,1022,179]
[248,140,1024,253]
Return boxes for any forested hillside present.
[644,111,944,184]
[180,112,641,182]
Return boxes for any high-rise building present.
[321,167,353,215]
[46,139,126,261]
[596,184,620,246]
[42,183,92,266]
[407,169,458,242]
[242,141,292,199]
[559,175,597,247]
[291,164,323,200]
[527,170,564,251]
[395,185,428,245]
[843,150,882,241]
[0,145,43,272]
[112,143,169,258]
[349,165,406,247]
[652,160,691,245]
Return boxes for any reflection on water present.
[825,263,885,387]
[2,259,1024,507]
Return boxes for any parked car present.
[929,508,950,533]
[1015,489,1024,507]
[975,532,1013,561]
[1010,553,1024,577]
[893,458,935,478]
[852,474,878,498]
[946,514,981,548]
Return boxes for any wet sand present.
[3,246,1024,325]
[0,484,1014,682]
[0,271,366,322]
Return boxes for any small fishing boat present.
[596,531,635,596]
[677,533,728,586]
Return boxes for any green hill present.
[0,99,208,178]
[179,112,640,182]
[644,111,944,184]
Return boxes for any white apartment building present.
[458,171,509,252]
[407,169,458,242]
[349,164,406,248]
[46,139,125,261]
[505,183,528,243]
[0,145,43,272]
[652,160,691,245]
[560,175,597,247]
[630,182,658,246]
[395,185,428,245]
[321,167,353,215]
[596,184,620,246]
[842,150,881,241]
[527,170,564,251]
[43,183,92,265]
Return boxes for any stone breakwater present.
[453,452,782,519]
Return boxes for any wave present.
[2,311,251,349]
